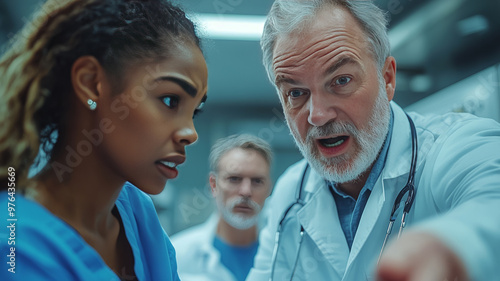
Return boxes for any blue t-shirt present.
[0,183,180,281]
[213,236,258,281]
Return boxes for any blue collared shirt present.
[329,110,394,250]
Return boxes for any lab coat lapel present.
[346,103,416,270]
[345,176,408,268]
[347,176,386,266]
[199,214,236,280]
[199,216,223,271]
[296,169,350,277]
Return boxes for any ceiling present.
[1,0,499,108]
[177,0,500,108]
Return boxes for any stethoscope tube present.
[289,226,305,280]
[269,165,309,281]
[378,114,417,262]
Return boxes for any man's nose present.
[307,92,338,127]
[239,178,252,197]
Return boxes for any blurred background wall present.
[1,0,499,235]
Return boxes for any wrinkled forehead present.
[218,148,270,173]
[272,6,370,72]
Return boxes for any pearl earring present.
[87,99,97,111]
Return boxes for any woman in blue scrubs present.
[0,0,208,280]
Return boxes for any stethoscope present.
[269,114,418,281]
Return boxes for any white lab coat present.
[246,102,500,281]
[171,214,238,281]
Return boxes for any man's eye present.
[161,96,179,108]
[228,177,241,183]
[287,89,308,98]
[252,179,264,185]
[334,76,352,86]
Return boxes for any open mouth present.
[155,160,179,179]
[318,136,349,148]
[158,161,177,169]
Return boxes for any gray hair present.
[209,134,273,174]
[261,0,390,83]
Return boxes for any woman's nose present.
[174,122,198,146]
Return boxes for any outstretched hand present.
[376,231,468,281]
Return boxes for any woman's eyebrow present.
[154,76,197,97]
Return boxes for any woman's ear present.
[71,56,105,111]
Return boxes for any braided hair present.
[0,0,201,190]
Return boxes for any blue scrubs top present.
[213,236,259,281]
[0,182,180,281]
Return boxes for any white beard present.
[286,78,391,184]
[217,196,262,230]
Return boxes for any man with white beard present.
[246,0,500,280]
[172,134,273,281]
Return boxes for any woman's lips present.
[155,161,179,179]
[155,154,185,179]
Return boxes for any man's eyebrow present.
[154,76,197,97]
[274,57,359,87]
[275,76,299,88]
[324,57,359,76]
